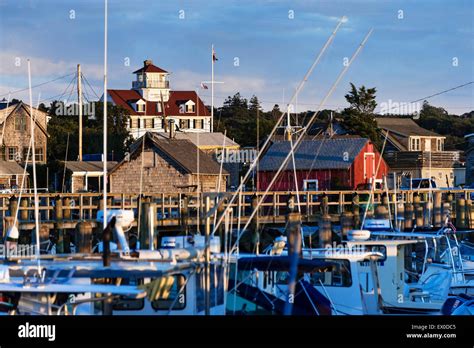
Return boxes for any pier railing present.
[1,189,474,233]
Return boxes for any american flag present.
[212,48,218,62]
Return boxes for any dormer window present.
[134,99,146,113]
[185,100,195,113]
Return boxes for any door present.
[364,153,375,181]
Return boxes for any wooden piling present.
[340,211,353,240]
[63,197,71,220]
[31,224,50,254]
[9,196,18,220]
[319,214,332,248]
[433,191,442,227]
[456,198,466,229]
[75,221,92,253]
[404,203,414,231]
[396,203,405,231]
[54,196,64,254]
[352,194,360,228]
[20,198,28,221]
[413,195,423,228]
[139,201,151,249]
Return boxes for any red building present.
[257,138,389,191]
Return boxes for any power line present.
[410,81,474,103]
[0,72,75,99]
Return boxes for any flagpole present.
[103,0,108,229]
[211,44,214,132]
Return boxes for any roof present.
[113,132,227,175]
[132,60,168,74]
[258,138,369,171]
[107,90,210,117]
[0,102,49,137]
[376,117,441,137]
[153,132,239,149]
[0,161,27,175]
[64,161,118,173]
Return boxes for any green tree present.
[341,83,381,148]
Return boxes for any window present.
[35,148,44,162]
[410,137,420,151]
[194,119,203,129]
[145,118,153,128]
[136,103,145,112]
[151,274,186,310]
[310,260,352,287]
[303,179,318,191]
[15,115,27,131]
[7,147,17,161]
[186,103,195,113]
[130,118,139,129]
[437,138,443,151]
[179,119,190,129]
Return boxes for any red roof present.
[133,60,168,74]
[107,90,210,117]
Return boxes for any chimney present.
[144,59,153,67]
[168,119,175,139]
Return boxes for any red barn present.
[257,138,389,191]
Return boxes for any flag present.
[212,48,218,62]
[200,83,209,89]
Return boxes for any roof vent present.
[144,59,153,66]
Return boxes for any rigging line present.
[61,133,70,193]
[64,75,78,105]
[360,130,389,229]
[81,72,101,99]
[212,16,346,238]
[234,29,374,245]
[0,72,75,99]
[55,75,75,101]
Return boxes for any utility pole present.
[77,64,83,161]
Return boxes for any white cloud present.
[0,51,103,80]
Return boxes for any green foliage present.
[46,101,133,163]
[215,93,277,147]
[416,101,472,151]
[341,83,381,148]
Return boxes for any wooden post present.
[139,201,151,249]
[55,195,64,254]
[9,196,18,221]
[319,213,332,248]
[413,194,423,228]
[468,198,474,229]
[352,194,360,228]
[20,198,28,221]
[433,191,442,227]
[375,193,389,219]
[31,224,50,254]
[63,197,71,220]
[404,203,414,231]
[396,202,405,231]
[341,211,353,240]
[217,198,226,251]
[75,221,92,253]
[456,198,466,229]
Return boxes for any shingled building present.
[109,132,228,193]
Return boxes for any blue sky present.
[0,0,472,114]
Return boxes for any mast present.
[78,64,83,161]
[102,0,108,229]
[211,44,214,132]
[27,60,41,271]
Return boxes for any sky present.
[0,0,473,114]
